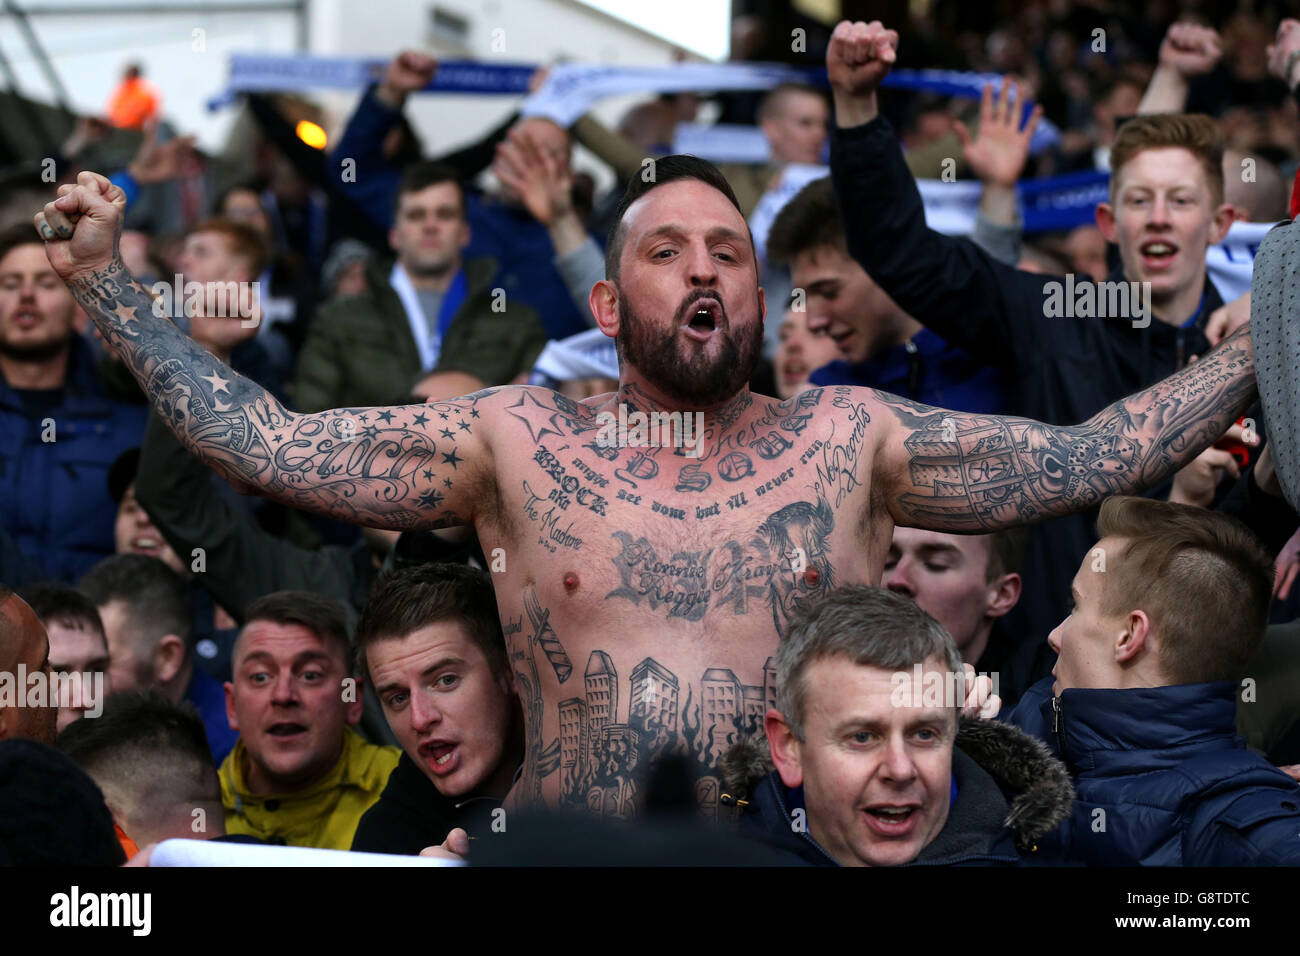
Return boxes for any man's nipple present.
[563,571,581,593]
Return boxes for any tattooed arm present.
[872,325,1257,532]
[35,172,495,531]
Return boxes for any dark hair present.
[213,179,266,217]
[355,563,506,685]
[56,692,219,825]
[0,221,46,270]
[79,554,191,651]
[1095,496,1273,684]
[604,154,748,284]
[393,160,465,219]
[21,582,105,639]
[242,590,352,672]
[764,176,843,267]
[776,586,962,741]
[0,740,125,866]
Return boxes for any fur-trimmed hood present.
[720,717,1073,854]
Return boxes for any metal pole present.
[4,0,73,114]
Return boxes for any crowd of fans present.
[3,1,1300,868]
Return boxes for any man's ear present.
[591,279,620,339]
[1115,609,1150,665]
[345,676,364,727]
[154,635,186,686]
[1095,201,1118,244]
[765,708,803,789]
[224,680,238,733]
[1211,201,1236,243]
[986,572,1022,620]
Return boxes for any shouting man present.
[34,89,1258,820]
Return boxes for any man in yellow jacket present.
[219,591,399,849]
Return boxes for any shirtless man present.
[34,36,1258,821]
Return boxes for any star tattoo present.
[505,392,566,443]
[201,371,231,393]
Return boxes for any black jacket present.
[721,719,1073,866]
[350,753,504,856]
[830,116,1233,688]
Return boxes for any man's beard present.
[615,285,763,406]
[0,334,69,364]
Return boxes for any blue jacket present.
[0,338,146,582]
[808,327,1008,415]
[187,667,238,766]
[1008,677,1300,865]
[332,85,589,340]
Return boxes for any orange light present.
[295,120,327,150]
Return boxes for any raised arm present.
[1137,22,1222,115]
[826,20,1052,371]
[873,324,1257,532]
[35,172,496,532]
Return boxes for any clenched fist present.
[1158,22,1223,77]
[33,170,126,284]
[378,50,437,107]
[827,20,898,98]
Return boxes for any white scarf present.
[389,262,438,369]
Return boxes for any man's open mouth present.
[781,361,808,382]
[420,740,459,774]
[682,298,722,339]
[267,722,307,738]
[1139,239,1178,269]
[863,804,920,835]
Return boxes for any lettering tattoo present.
[605,488,835,633]
[532,445,609,516]
[521,479,585,553]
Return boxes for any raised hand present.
[377,50,438,107]
[127,119,198,186]
[33,170,126,283]
[493,126,573,227]
[956,78,1042,189]
[1268,19,1300,86]
[1159,22,1223,77]
[827,19,898,97]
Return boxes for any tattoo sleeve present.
[68,259,494,530]
[877,325,1257,531]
